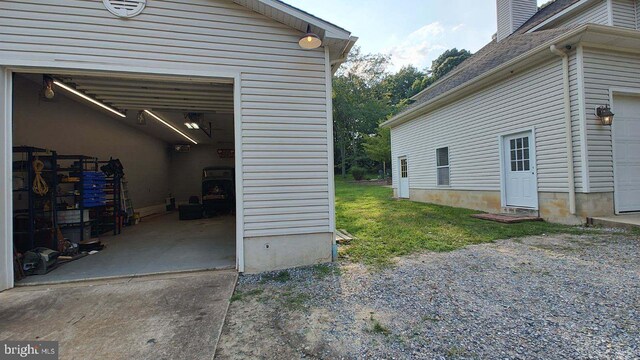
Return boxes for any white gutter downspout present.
[550,45,577,215]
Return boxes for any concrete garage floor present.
[0,271,237,360]
[19,213,236,285]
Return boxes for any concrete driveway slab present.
[0,270,237,360]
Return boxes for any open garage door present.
[10,71,237,285]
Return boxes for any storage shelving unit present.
[96,160,122,236]
[56,155,101,242]
[12,146,58,252]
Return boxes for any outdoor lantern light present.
[596,105,614,126]
[43,75,55,99]
[299,25,322,49]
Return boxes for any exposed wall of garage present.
[12,75,171,208]
[170,145,235,204]
[0,0,333,240]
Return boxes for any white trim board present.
[576,45,591,193]
[0,68,13,292]
[324,46,337,258]
[233,73,245,273]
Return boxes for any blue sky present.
[286,0,549,71]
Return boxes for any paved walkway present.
[1,270,237,360]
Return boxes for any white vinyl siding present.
[497,0,537,41]
[582,48,640,192]
[538,0,610,30]
[0,0,331,238]
[637,0,640,29]
[612,0,637,29]
[391,58,572,194]
[497,0,513,42]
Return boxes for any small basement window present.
[436,147,449,186]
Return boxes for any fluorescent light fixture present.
[53,80,126,118]
[191,123,200,130]
[144,110,198,145]
[185,123,193,129]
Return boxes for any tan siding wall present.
[583,48,640,192]
[0,0,331,238]
[391,58,573,195]
[612,0,637,28]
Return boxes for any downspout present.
[550,45,577,215]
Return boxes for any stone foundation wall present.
[403,188,615,225]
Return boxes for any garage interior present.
[11,72,237,284]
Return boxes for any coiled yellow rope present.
[32,159,49,196]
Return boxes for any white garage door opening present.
[613,94,640,214]
[10,71,238,285]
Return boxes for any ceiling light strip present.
[53,80,126,118]
[144,110,198,145]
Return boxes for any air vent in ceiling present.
[103,0,147,18]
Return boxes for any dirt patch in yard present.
[216,233,639,359]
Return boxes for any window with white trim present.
[436,147,450,186]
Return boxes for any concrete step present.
[588,215,640,230]
[501,207,539,217]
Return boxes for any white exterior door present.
[503,131,538,208]
[613,95,640,213]
[398,157,409,198]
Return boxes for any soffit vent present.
[103,0,147,18]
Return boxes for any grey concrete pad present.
[19,213,235,285]
[0,270,238,360]
[591,214,640,230]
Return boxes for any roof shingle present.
[395,0,581,120]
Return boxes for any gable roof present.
[516,0,582,33]
[392,27,572,117]
[232,0,358,70]
[384,0,592,127]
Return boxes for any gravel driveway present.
[216,233,639,359]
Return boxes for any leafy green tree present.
[412,48,472,93]
[381,65,426,108]
[430,48,472,79]
[332,47,473,176]
[333,47,393,177]
[363,127,391,176]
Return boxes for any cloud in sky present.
[385,22,474,72]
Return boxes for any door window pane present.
[508,136,532,172]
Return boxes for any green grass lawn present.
[335,179,583,266]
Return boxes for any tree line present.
[333,47,471,179]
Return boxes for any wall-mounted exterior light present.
[596,105,614,126]
[299,25,322,50]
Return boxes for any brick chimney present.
[496,0,538,42]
